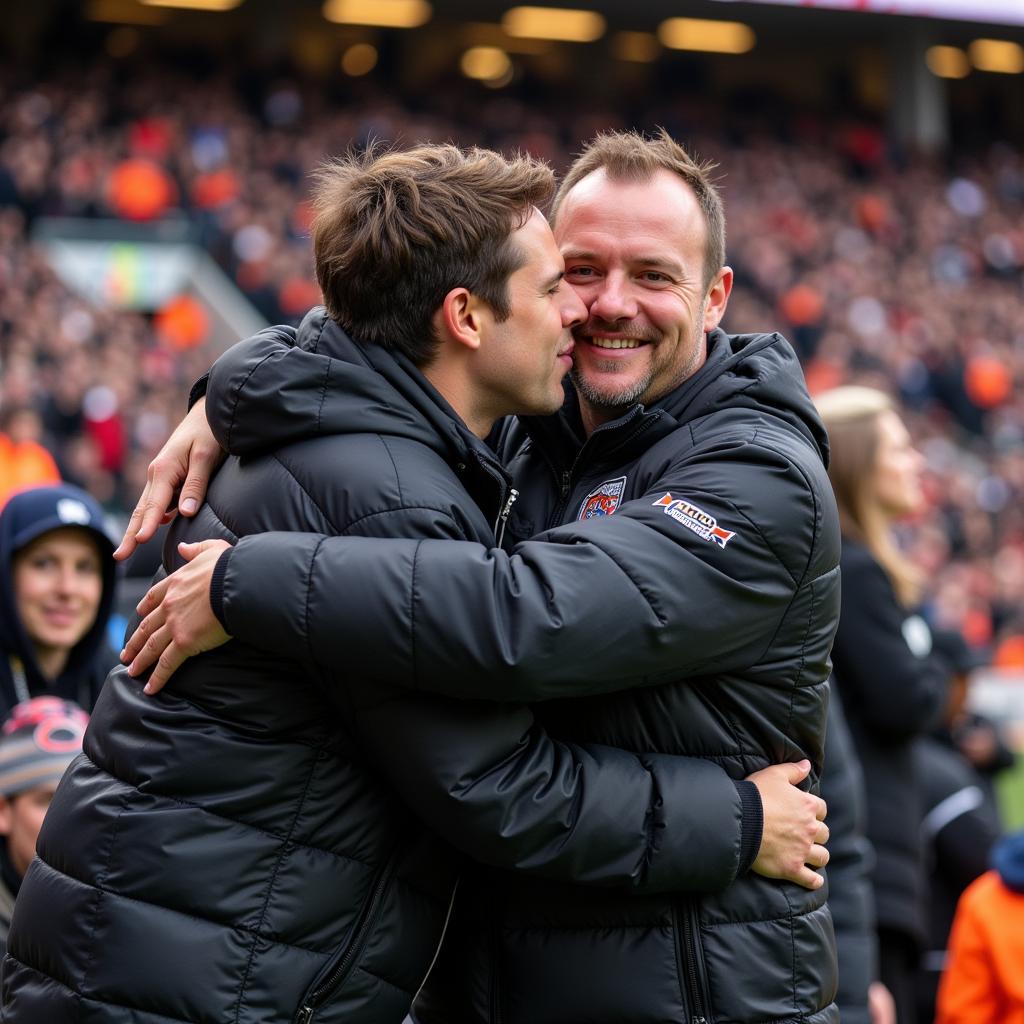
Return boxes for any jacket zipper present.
[494,488,519,548]
[674,900,713,1024]
[294,848,401,1023]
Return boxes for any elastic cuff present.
[188,372,210,410]
[734,779,764,875]
[209,547,233,631]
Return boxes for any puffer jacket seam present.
[341,504,461,535]
[74,786,132,1011]
[378,435,404,504]
[410,539,423,690]
[787,577,819,754]
[315,354,331,435]
[4,955,202,1024]
[233,738,328,1023]
[353,962,416,996]
[77,753,375,871]
[30,859,338,957]
[304,536,329,664]
[702,902,831,927]
[783,884,801,1019]
[271,453,340,533]
[226,349,281,453]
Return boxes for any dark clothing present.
[820,682,876,1024]
[203,326,842,1023]
[0,843,19,959]
[3,314,752,1024]
[0,484,117,717]
[831,539,949,950]
[915,736,1001,1023]
[879,927,920,1024]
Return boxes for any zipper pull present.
[692,1018,708,1024]
[560,471,571,498]
[495,488,519,548]
[295,1006,314,1024]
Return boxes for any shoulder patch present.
[578,476,627,520]
[653,493,736,548]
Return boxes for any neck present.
[34,644,69,682]
[423,364,496,439]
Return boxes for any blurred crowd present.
[1,55,1024,665]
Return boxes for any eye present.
[565,265,596,280]
[640,270,669,283]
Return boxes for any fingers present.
[813,795,827,821]
[136,574,172,621]
[806,843,829,870]
[125,620,171,677]
[790,865,825,891]
[783,759,812,785]
[815,820,830,846]
[143,643,188,696]
[177,442,221,518]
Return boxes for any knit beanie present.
[0,697,88,798]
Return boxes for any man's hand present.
[122,539,233,694]
[747,759,829,890]
[114,399,224,560]
[868,981,896,1024]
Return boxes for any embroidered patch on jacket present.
[578,476,627,520]
[652,493,736,548]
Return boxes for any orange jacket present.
[0,435,61,509]
[936,868,1024,1024]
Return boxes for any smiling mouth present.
[587,337,645,350]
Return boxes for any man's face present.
[555,168,732,421]
[0,787,55,877]
[477,209,586,420]
[13,527,104,658]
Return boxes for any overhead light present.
[88,0,169,21]
[612,31,660,63]
[341,43,378,75]
[968,38,1024,74]
[502,7,606,43]
[463,22,552,54]
[140,0,243,9]
[926,45,970,79]
[658,17,755,55]
[323,0,431,28]
[461,46,513,81]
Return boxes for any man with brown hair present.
[106,128,841,1023]
[3,142,825,1024]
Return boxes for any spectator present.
[935,830,1024,1023]
[817,385,951,1024]
[0,407,59,509]
[0,485,117,717]
[0,696,88,956]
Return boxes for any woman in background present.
[817,386,950,1024]
[0,484,117,718]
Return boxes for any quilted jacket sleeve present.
[218,437,838,701]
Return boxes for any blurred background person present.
[0,485,116,718]
[817,386,951,1024]
[935,829,1024,1024]
[0,696,88,956]
[0,407,60,510]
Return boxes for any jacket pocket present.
[293,846,402,1024]
[674,899,714,1024]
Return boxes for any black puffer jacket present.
[197,328,842,1024]
[830,539,949,949]
[3,314,753,1024]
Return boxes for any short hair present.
[311,144,554,366]
[551,128,725,291]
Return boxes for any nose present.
[561,287,586,330]
[587,271,637,323]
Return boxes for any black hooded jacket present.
[0,484,117,718]
[3,313,755,1024]
[179,325,842,1024]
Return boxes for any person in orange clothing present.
[936,830,1024,1024]
[0,408,60,509]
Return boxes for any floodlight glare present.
[323,0,431,29]
[658,17,755,54]
[502,7,606,43]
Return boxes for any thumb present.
[784,759,812,784]
[178,539,220,562]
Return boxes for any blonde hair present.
[816,386,921,607]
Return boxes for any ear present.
[437,287,487,353]
[702,266,734,333]
[0,796,12,838]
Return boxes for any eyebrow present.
[541,270,565,291]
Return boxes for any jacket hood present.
[229,307,491,472]
[0,484,117,707]
[654,330,830,467]
[993,831,1024,894]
